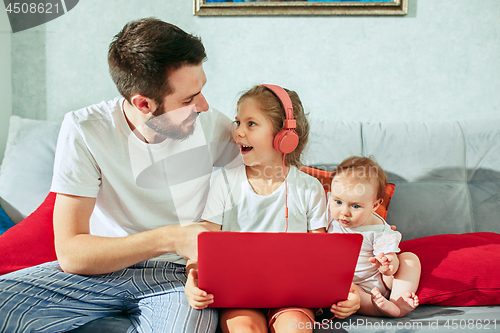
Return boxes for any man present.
[0,18,239,333]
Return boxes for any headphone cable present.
[283,153,288,233]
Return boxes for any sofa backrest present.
[2,115,499,241]
[304,118,500,241]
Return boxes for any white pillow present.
[0,116,60,223]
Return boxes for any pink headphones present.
[259,84,298,232]
[259,84,299,155]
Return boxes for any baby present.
[327,156,420,317]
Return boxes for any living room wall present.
[4,0,500,128]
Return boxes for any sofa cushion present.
[0,116,60,223]
[0,192,57,275]
[399,232,500,306]
[376,183,395,221]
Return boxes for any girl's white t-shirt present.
[202,164,327,232]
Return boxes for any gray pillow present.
[0,116,60,223]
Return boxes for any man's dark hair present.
[108,18,207,104]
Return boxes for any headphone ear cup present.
[274,129,299,154]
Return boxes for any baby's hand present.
[369,252,395,276]
[185,268,214,309]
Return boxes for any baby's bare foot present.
[371,289,419,318]
[398,292,419,314]
[371,288,402,317]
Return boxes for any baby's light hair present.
[332,156,388,200]
[237,85,309,168]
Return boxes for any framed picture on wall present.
[193,0,408,16]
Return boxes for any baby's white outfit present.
[327,213,402,297]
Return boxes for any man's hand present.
[174,223,209,262]
[330,283,360,319]
[174,221,221,262]
[185,268,214,309]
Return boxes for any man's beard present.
[145,104,199,142]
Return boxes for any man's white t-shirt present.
[202,165,327,232]
[51,97,240,263]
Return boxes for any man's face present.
[145,64,209,141]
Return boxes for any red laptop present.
[197,232,362,308]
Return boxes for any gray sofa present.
[305,118,500,332]
[0,115,499,332]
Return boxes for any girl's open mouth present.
[240,144,253,154]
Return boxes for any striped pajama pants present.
[0,260,218,333]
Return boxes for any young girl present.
[328,156,421,318]
[185,84,361,333]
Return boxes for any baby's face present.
[329,173,380,228]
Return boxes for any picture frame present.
[193,0,408,16]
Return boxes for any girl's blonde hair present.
[237,85,309,168]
